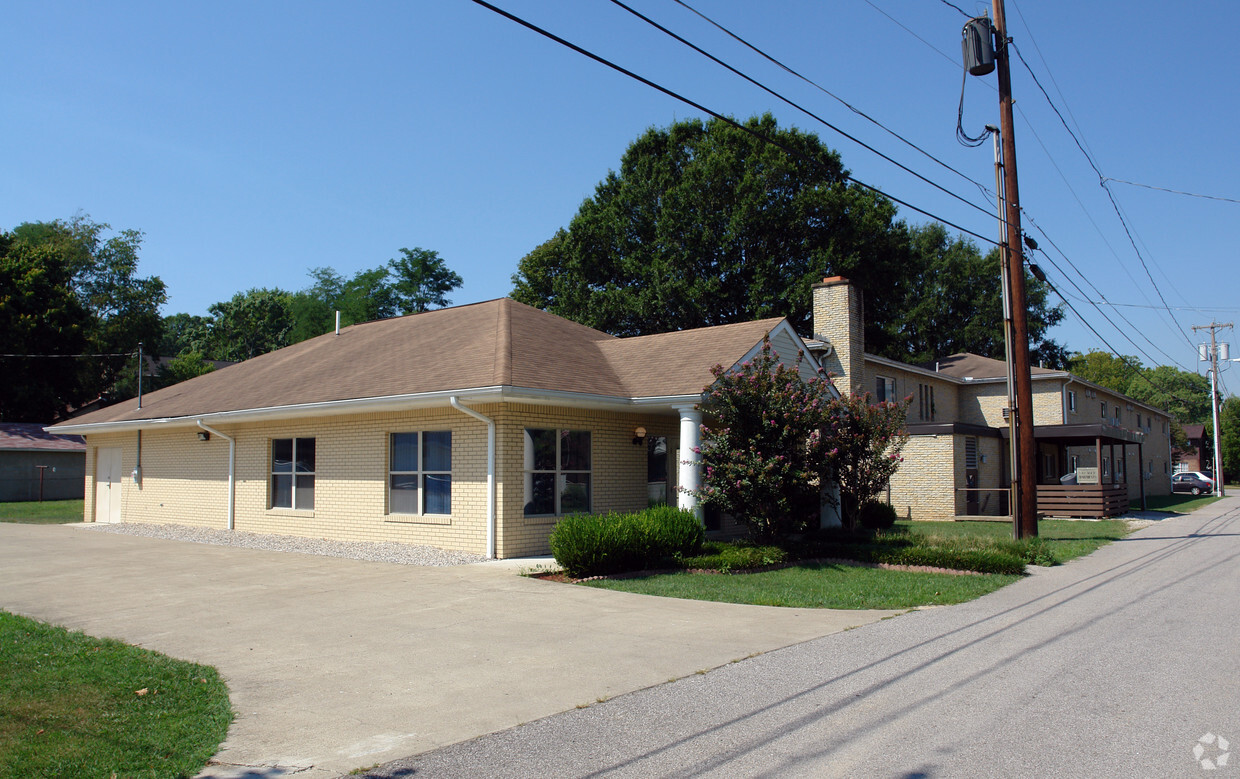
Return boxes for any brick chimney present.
[811,276,865,395]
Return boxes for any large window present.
[524,428,591,516]
[272,437,315,510]
[389,431,452,515]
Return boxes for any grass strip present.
[0,611,232,779]
[0,500,84,524]
[582,564,1020,609]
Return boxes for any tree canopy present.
[510,114,1065,365]
[1069,350,1213,425]
[0,216,166,421]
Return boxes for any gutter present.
[449,396,496,560]
[1062,376,1076,422]
[196,420,236,531]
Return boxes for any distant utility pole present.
[964,0,1039,538]
[1193,321,1232,497]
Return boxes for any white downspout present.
[197,420,235,531]
[449,396,496,559]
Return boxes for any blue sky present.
[4,0,1237,391]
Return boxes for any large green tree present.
[1,216,166,420]
[388,247,462,314]
[511,114,910,342]
[203,288,294,362]
[1123,365,1212,426]
[890,223,1065,366]
[1219,395,1239,482]
[0,234,90,421]
[1067,350,1144,394]
[288,265,399,343]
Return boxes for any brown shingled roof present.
[920,353,1062,380]
[55,299,791,427]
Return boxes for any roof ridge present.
[494,299,513,385]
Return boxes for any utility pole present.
[992,0,1039,538]
[1193,322,1232,497]
[963,1,1039,538]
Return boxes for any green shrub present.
[550,506,707,578]
[678,541,788,572]
[549,512,640,578]
[859,501,898,530]
[638,504,705,559]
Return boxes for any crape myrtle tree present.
[696,339,911,540]
[697,340,836,541]
[829,391,912,529]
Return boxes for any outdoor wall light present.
[197,431,210,442]
[632,426,647,445]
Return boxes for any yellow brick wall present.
[492,404,679,558]
[81,404,683,560]
[888,435,956,521]
[812,280,865,395]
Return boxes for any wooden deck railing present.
[1036,484,1129,518]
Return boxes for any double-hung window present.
[389,432,452,515]
[272,437,315,510]
[524,429,591,516]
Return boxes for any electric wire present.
[606,0,996,220]
[0,352,134,358]
[468,0,1000,246]
[1010,42,1196,350]
[1039,274,1200,404]
[671,0,996,202]
[938,0,972,19]
[1100,178,1240,205]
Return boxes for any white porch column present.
[675,405,704,519]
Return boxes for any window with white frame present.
[1067,389,1077,413]
[271,437,315,510]
[524,428,591,516]
[1100,401,1107,420]
[389,431,452,515]
[876,376,896,403]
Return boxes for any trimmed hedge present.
[550,506,704,578]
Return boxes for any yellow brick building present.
[811,277,1173,521]
[55,299,819,559]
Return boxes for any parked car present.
[1172,473,1214,495]
[1181,470,1215,485]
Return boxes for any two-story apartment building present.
[810,277,1173,520]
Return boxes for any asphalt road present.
[370,497,1240,778]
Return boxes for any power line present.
[1010,42,1196,351]
[605,0,995,220]
[468,0,1000,247]
[0,352,134,358]
[670,0,995,202]
[1100,177,1240,205]
[938,0,972,18]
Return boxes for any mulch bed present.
[530,557,986,584]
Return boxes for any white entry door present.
[95,447,123,524]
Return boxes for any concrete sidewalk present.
[0,524,901,777]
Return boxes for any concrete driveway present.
[0,523,901,777]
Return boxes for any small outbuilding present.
[0,423,86,502]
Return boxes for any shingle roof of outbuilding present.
[53,298,791,428]
[0,423,85,451]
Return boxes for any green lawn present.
[0,611,232,779]
[898,518,1131,563]
[0,500,84,524]
[578,518,1135,610]
[1143,493,1221,514]
[583,564,1019,609]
